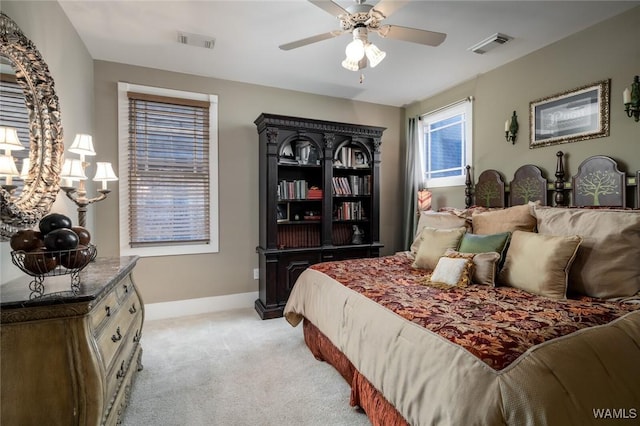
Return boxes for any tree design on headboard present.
[511,177,542,203]
[474,181,501,207]
[576,170,620,206]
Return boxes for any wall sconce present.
[0,126,26,193]
[504,111,518,144]
[623,75,639,122]
[60,133,118,227]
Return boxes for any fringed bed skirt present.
[303,319,409,426]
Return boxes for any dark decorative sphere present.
[39,213,73,235]
[23,250,58,274]
[10,229,44,252]
[60,245,91,269]
[71,226,91,246]
[43,228,79,251]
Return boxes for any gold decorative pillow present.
[412,226,466,270]
[534,206,640,298]
[498,230,582,299]
[428,257,474,288]
[409,212,467,257]
[444,249,500,286]
[472,204,536,235]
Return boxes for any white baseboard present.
[144,291,258,321]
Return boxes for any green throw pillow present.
[458,232,510,258]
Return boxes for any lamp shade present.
[60,158,88,181]
[93,161,118,190]
[69,133,96,157]
[345,38,365,61]
[365,43,386,68]
[93,162,118,182]
[341,57,361,71]
[0,154,19,177]
[0,126,25,152]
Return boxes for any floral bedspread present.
[310,254,640,371]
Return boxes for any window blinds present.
[0,73,30,189]
[127,91,210,247]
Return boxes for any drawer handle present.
[129,304,137,314]
[116,360,126,379]
[123,284,129,293]
[133,329,142,343]
[105,306,111,317]
[111,327,122,343]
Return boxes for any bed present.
[284,152,640,426]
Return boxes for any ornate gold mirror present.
[0,12,64,240]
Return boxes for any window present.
[419,99,472,188]
[117,82,218,257]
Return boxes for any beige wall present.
[405,6,640,210]
[0,1,94,283]
[93,61,403,303]
[3,2,637,306]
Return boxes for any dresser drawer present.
[104,344,142,426]
[104,313,143,412]
[96,290,141,371]
[89,289,119,331]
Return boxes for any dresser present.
[0,256,143,426]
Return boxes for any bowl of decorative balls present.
[10,213,97,280]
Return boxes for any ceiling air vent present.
[177,31,215,49]
[468,33,512,54]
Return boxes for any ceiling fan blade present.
[279,30,344,51]
[308,0,349,17]
[377,25,446,47]
[371,0,409,19]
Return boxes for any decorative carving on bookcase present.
[373,137,382,152]
[323,132,336,149]
[266,127,279,145]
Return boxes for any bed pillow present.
[412,226,466,270]
[458,232,510,256]
[498,230,582,299]
[409,211,467,257]
[472,204,536,235]
[534,206,640,298]
[444,249,501,286]
[428,257,474,288]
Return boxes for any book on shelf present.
[334,201,366,220]
[278,179,309,200]
[331,176,371,196]
[307,187,323,199]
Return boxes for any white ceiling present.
[58,0,639,107]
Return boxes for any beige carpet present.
[121,308,371,426]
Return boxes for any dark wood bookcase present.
[255,113,384,319]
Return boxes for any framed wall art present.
[529,79,610,148]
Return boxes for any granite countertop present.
[0,256,139,310]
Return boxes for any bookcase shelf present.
[255,113,384,319]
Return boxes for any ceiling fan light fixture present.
[341,57,361,71]
[345,38,365,61]
[365,42,386,67]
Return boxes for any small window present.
[117,83,219,257]
[419,99,472,188]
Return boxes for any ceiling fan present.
[279,0,447,71]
